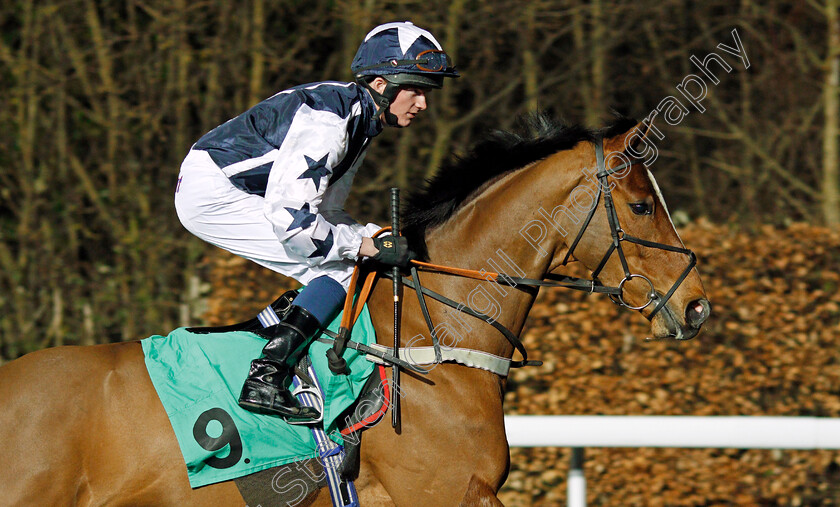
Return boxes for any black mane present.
[402,113,637,258]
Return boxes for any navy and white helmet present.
[351,21,459,90]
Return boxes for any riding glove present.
[371,236,416,268]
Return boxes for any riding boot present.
[238,305,323,422]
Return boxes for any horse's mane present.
[403,112,637,258]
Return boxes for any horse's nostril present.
[685,298,710,328]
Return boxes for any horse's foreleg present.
[459,475,505,506]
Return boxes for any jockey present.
[174,21,458,423]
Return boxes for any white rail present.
[504,415,840,507]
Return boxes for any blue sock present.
[291,276,347,326]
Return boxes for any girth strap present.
[365,343,513,377]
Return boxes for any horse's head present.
[551,123,710,340]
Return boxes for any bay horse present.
[0,116,709,506]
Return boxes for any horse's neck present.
[421,150,586,354]
[425,149,586,279]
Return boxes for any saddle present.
[187,290,298,335]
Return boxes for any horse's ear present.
[604,121,659,167]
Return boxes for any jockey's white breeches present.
[174,150,362,288]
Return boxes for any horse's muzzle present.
[650,297,711,341]
[673,298,711,340]
[685,298,711,329]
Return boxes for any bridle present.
[560,135,697,319]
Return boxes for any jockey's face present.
[386,86,428,127]
[369,77,429,127]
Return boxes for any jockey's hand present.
[371,236,416,268]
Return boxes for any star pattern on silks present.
[308,230,334,259]
[284,203,316,231]
[297,154,331,191]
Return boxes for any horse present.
[0,115,710,506]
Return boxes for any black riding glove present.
[371,236,416,268]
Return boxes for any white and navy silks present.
[175,81,383,294]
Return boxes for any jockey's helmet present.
[352,21,459,125]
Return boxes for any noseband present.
[560,135,697,319]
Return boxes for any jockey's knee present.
[292,276,347,325]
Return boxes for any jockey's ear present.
[369,77,388,94]
[605,121,659,167]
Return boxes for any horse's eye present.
[629,202,653,215]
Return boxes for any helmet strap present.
[357,78,403,128]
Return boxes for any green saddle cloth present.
[141,305,376,488]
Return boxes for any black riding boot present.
[238,305,322,423]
